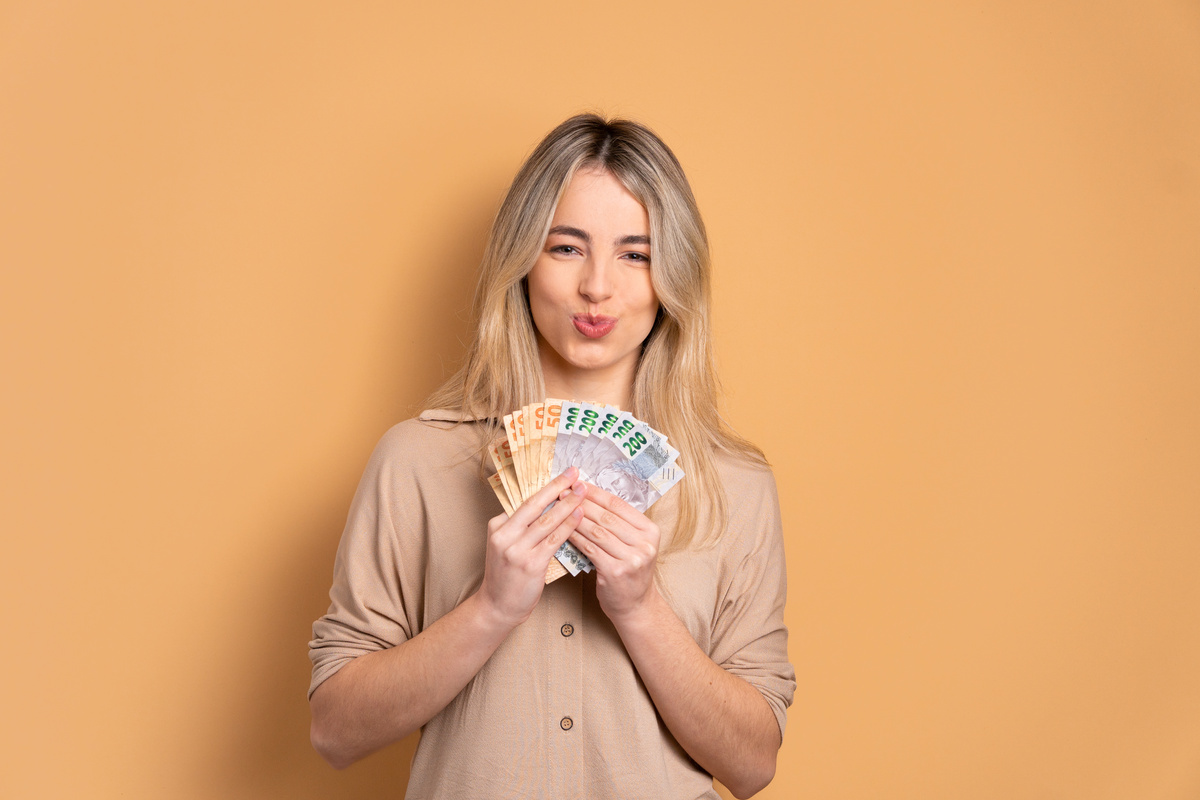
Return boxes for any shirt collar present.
[418,408,492,423]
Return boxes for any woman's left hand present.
[568,483,661,623]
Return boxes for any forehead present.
[551,168,648,232]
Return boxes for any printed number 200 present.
[622,431,648,457]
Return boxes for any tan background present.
[2,1,1198,798]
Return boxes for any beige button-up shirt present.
[310,410,794,799]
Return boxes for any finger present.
[536,492,585,558]
[578,497,639,546]
[505,467,580,529]
[572,515,658,578]
[567,528,616,573]
[520,480,587,547]
[582,483,651,531]
[571,513,630,561]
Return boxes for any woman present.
[309,114,794,799]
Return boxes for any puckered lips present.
[571,313,617,339]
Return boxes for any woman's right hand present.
[475,466,586,629]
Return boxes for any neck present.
[537,340,637,409]
[543,372,634,409]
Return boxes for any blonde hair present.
[426,113,765,550]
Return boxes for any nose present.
[578,256,614,304]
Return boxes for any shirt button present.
[560,623,574,637]
[560,716,573,731]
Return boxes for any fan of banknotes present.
[487,399,685,583]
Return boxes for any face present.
[527,167,659,401]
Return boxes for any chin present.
[554,347,630,377]
[537,327,645,384]
[564,354,619,372]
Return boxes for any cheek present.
[630,275,659,327]
[526,264,561,332]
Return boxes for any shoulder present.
[373,409,485,452]
[364,410,489,480]
[712,447,779,505]
[709,448,782,556]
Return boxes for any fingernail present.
[572,506,583,518]
[559,489,571,500]
[572,482,586,496]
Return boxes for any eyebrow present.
[617,234,651,246]
[547,226,650,247]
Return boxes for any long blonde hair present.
[426,113,765,550]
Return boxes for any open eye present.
[549,244,582,256]
[623,251,651,265]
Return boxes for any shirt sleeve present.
[308,425,423,699]
[707,468,796,739]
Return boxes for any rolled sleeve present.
[709,471,796,738]
[308,427,421,699]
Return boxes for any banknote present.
[489,439,520,510]
[486,399,686,583]
[503,410,527,499]
[538,400,563,491]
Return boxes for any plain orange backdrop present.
[1,2,1198,798]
